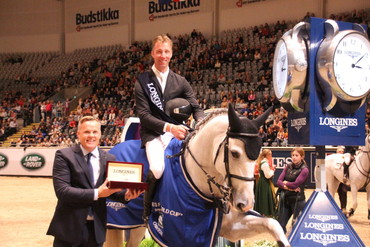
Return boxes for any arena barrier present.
[0,145,336,189]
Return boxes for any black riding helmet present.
[165,98,193,123]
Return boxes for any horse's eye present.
[231,151,240,159]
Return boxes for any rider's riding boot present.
[143,170,159,224]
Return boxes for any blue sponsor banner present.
[289,191,365,246]
[288,112,309,145]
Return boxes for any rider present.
[134,34,204,223]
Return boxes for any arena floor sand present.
[0,176,369,247]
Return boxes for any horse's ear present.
[228,104,242,131]
[254,106,273,128]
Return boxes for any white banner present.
[0,147,110,177]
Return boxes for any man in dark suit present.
[135,34,204,222]
[47,116,142,247]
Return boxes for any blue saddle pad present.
[106,139,222,247]
[106,139,148,229]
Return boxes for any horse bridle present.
[181,129,257,214]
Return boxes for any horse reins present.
[179,128,258,213]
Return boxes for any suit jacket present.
[135,69,204,146]
[47,144,127,245]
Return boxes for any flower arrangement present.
[244,240,279,247]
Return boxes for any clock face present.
[333,32,370,98]
[273,39,289,99]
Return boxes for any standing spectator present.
[254,149,277,217]
[276,147,309,233]
[45,100,53,119]
[56,101,63,118]
[64,98,71,116]
[40,101,46,120]
[47,116,143,246]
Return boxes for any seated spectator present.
[266,126,277,146]
[276,127,286,146]
[9,118,18,135]
[214,59,221,69]
[258,127,268,144]
[220,96,228,108]
[217,73,226,84]
[200,98,210,111]
[247,90,256,103]
[272,116,283,132]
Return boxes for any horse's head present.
[185,105,271,213]
[224,104,272,212]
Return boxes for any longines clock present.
[273,21,310,112]
[316,19,370,113]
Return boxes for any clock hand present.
[354,65,363,69]
[280,56,286,72]
[354,53,366,65]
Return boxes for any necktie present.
[86,153,95,219]
[86,153,94,186]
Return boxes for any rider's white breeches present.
[145,132,173,179]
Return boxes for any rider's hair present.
[337,146,345,154]
[152,34,173,50]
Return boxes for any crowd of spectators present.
[0,9,369,148]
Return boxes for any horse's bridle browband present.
[224,130,258,182]
[177,129,257,214]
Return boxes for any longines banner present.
[65,0,129,33]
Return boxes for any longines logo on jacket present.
[319,117,358,132]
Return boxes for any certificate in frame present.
[106,161,148,190]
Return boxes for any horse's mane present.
[194,108,228,132]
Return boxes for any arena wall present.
[0,0,368,53]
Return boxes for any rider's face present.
[151,41,172,73]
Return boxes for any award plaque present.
[106,161,148,190]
